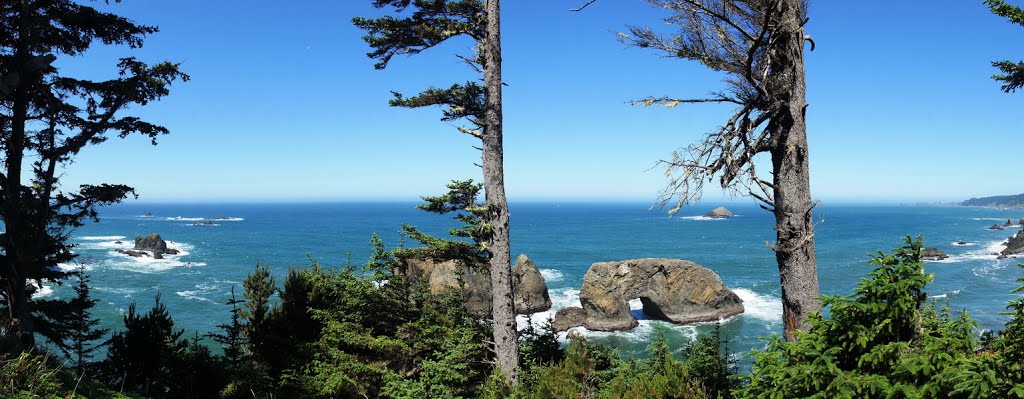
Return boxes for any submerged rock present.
[401,251,552,316]
[991,224,1006,231]
[921,247,949,261]
[704,207,734,219]
[553,258,744,332]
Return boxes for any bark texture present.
[770,0,820,339]
[482,0,518,384]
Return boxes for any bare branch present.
[570,0,598,12]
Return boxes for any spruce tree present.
[65,265,108,373]
[354,0,519,382]
[0,0,188,347]
[620,0,821,339]
[986,0,1024,93]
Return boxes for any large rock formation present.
[553,258,744,331]
[921,247,949,261]
[999,228,1024,259]
[513,255,552,313]
[401,252,551,316]
[116,233,179,259]
[704,207,734,218]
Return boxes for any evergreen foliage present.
[65,265,108,373]
[100,295,188,397]
[740,236,1010,399]
[0,0,187,348]
[986,0,1024,92]
[355,0,521,381]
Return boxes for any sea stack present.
[999,229,1024,259]
[116,233,179,259]
[400,251,551,316]
[705,207,734,219]
[553,258,744,332]
[921,247,949,261]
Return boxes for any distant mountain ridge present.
[961,193,1024,209]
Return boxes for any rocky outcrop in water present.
[999,229,1024,259]
[513,255,552,313]
[401,251,551,316]
[553,258,744,332]
[705,207,734,219]
[116,234,179,259]
[922,247,949,261]
[991,224,1006,231]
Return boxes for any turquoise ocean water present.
[37,202,1024,360]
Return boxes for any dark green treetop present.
[985,0,1024,92]
[0,0,187,347]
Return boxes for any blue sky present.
[56,1,1023,203]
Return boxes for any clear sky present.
[56,1,1023,203]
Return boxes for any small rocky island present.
[115,233,180,259]
[704,207,734,218]
[553,258,744,332]
[921,247,949,261]
[401,252,551,316]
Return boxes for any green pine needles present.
[742,236,1024,399]
[986,0,1024,93]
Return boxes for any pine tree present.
[65,265,108,373]
[620,0,821,339]
[354,0,519,382]
[101,294,188,396]
[986,0,1024,93]
[0,0,188,347]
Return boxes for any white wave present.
[75,239,133,251]
[974,263,1010,277]
[165,216,205,221]
[188,223,220,227]
[518,286,753,343]
[972,217,1018,222]
[78,235,127,241]
[55,262,94,272]
[209,217,244,221]
[176,290,215,303]
[94,286,140,296]
[931,240,1007,263]
[31,285,54,299]
[680,216,728,221]
[105,240,203,273]
[930,289,962,299]
[539,269,564,282]
[733,288,783,323]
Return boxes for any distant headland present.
[961,193,1024,209]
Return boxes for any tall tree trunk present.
[482,0,518,384]
[770,0,820,341]
[3,9,33,345]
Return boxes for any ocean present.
[37,202,1024,361]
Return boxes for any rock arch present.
[555,258,744,331]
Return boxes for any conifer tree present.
[986,0,1024,92]
[354,0,519,382]
[65,265,108,373]
[620,0,821,339]
[0,0,187,347]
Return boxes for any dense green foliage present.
[986,0,1024,92]
[742,237,1024,398]
[0,0,187,349]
